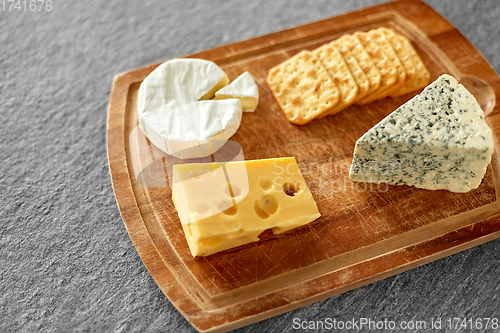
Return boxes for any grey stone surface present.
[1,0,499,332]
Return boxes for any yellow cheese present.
[172,157,321,256]
[200,75,229,100]
[213,95,258,112]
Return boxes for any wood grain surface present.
[107,0,500,331]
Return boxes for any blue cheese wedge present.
[349,74,494,193]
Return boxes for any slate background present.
[1,0,499,332]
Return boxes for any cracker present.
[367,28,407,100]
[353,31,397,105]
[390,34,430,97]
[332,41,370,101]
[267,50,340,125]
[313,44,359,118]
[380,27,416,88]
[337,34,381,98]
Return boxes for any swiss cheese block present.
[138,58,244,159]
[349,74,494,193]
[214,71,259,112]
[172,157,321,256]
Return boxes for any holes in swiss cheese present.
[257,228,275,240]
[199,238,223,248]
[254,201,270,219]
[228,228,245,239]
[254,195,279,219]
[223,182,241,198]
[282,182,303,197]
[222,205,238,215]
[258,178,273,191]
[218,200,238,215]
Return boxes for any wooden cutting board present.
[107,0,500,331]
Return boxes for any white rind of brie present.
[138,58,246,159]
[140,99,242,159]
[138,58,229,118]
[214,71,259,112]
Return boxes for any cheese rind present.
[140,99,242,159]
[138,58,228,117]
[137,58,245,159]
[214,71,259,112]
[172,157,321,256]
[349,74,494,193]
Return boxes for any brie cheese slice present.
[140,99,242,159]
[214,71,259,112]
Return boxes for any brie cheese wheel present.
[214,71,259,112]
[138,58,229,118]
[140,99,242,159]
[138,58,245,159]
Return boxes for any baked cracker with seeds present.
[354,31,397,105]
[267,50,340,125]
[313,43,359,118]
[390,33,430,97]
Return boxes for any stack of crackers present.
[267,27,430,125]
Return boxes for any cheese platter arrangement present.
[107,0,500,331]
